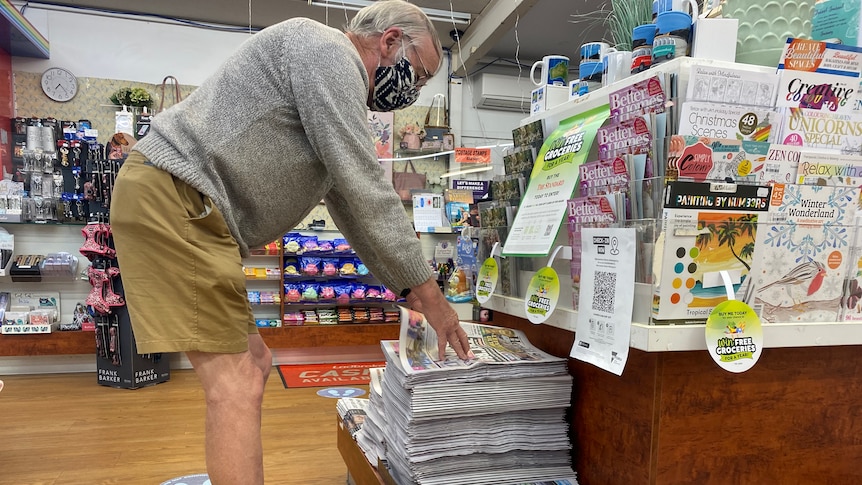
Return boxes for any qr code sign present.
[592,271,616,313]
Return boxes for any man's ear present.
[378,27,403,58]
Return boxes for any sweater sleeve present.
[287,24,433,291]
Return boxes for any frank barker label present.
[98,369,120,383]
[135,369,158,384]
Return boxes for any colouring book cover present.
[745,183,859,323]
[678,101,781,142]
[792,150,862,321]
[687,64,779,107]
[779,107,862,154]
[652,182,772,321]
[666,136,799,185]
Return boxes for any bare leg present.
[247,333,273,385]
[187,337,272,485]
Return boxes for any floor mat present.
[276,361,384,388]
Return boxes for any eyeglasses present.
[404,35,432,88]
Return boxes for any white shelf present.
[483,294,862,352]
[522,56,774,132]
[484,294,577,333]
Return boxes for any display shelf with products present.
[479,55,862,348]
[281,231,404,327]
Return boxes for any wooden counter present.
[490,312,862,485]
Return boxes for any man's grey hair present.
[345,0,443,70]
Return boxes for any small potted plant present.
[399,122,425,150]
[110,87,154,109]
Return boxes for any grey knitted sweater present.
[133,18,432,292]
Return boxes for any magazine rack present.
[481,56,862,352]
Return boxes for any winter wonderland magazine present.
[791,150,862,321]
[745,184,859,323]
[779,107,862,154]
[394,306,565,379]
[652,181,772,322]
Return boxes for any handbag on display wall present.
[156,76,183,114]
[392,160,427,202]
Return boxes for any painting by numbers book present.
[652,181,772,321]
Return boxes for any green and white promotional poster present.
[475,257,499,304]
[503,105,610,256]
[705,300,763,373]
[524,266,560,324]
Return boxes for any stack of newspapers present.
[370,306,577,485]
[354,367,387,466]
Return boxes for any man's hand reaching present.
[407,279,475,361]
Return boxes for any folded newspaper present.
[387,306,570,386]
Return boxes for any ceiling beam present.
[449,0,540,76]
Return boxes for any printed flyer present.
[571,227,636,376]
[502,105,610,256]
[524,266,560,324]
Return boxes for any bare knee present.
[189,351,267,408]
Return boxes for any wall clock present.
[40,67,78,102]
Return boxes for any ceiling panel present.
[29,0,612,69]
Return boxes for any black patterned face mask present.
[370,43,420,112]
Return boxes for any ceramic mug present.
[653,10,693,64]
[655,0,699,18]
[580,42,614,62]
[632,24,659,49]
[579,61,603,93]
[603,50,633,87]
[530,55,570,86]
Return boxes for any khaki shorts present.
[111,151,257,354]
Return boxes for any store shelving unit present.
[478,55,862,485]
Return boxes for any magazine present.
[666,135,800,185]
[652,181,772,321]
[779,107,862,154]
[678,101,781,142]
[686,63,779,108]
[745,183,860,323]
[608,75,666,122]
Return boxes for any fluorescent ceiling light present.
[308,0,471,24]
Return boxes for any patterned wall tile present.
[14,71,195,144]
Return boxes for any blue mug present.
[632,24,659,48]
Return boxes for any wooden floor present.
[0,369,351,485]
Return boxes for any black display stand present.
[95,296,170,389]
